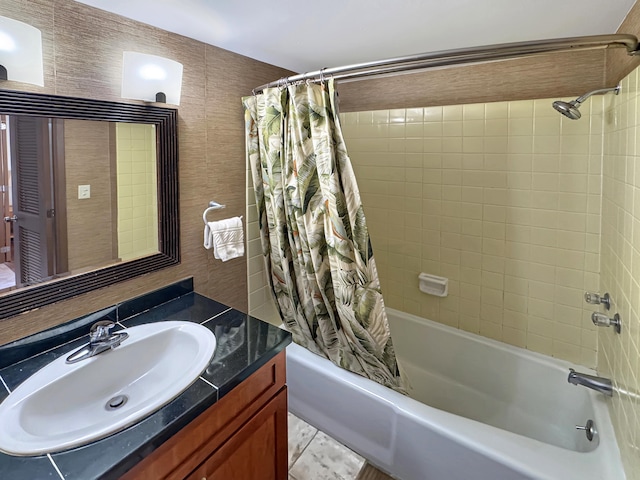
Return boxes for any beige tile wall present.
[116,123,158,261]
[246,156,280,325]
[240,70,640,480]
[340,97,603,367]
[600,66,640,479]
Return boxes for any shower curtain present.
[243,79,404,392]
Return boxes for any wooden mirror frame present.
[0,89,179,319]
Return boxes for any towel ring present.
[203,201,225,224]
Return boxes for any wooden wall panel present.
[338,49,607,112]
[607,0,640,85]
[0,0,291,345]
[337,2,640,113]
[203,46,291,310]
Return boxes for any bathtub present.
[286,308,625,480]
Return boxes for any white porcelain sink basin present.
[0,321,216,456]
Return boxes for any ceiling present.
[75,0,637,73]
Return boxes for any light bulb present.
[139,64,166,81]
[0,31,16,52]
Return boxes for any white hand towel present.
[204,216,244,261]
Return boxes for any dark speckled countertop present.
[0,278,291,480]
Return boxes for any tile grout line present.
[47,454,65,480]
[200,307,233,325]
[290,425,366,480]
[198,375,218,396]
[0,374,10,394]
[289,429,318,478]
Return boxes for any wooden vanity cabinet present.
[121,351,288,480]
[186,388,287,480]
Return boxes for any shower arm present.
[574,85,621,104]
[253,33,640,93]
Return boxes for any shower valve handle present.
[591,312,622,334]
[584,292,610,310]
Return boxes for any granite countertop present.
[0,279,291,479]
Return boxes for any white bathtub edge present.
[286,341,626,480]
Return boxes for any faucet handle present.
[584,292,611,310]
[90,320,115,343]
[591,312,622,334]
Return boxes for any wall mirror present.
[0,89,179,319]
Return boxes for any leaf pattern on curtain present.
[243,79,404,392]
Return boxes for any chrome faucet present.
[591,312,622,334]
[567,368,613,397]
[66,320,129,364]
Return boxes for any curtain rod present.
[253,34,639,93]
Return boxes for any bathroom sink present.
[0,321,216,456]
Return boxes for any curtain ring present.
[319,68,326,84]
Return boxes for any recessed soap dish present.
[418,273,448,297]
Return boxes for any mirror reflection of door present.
[0,115,159,294]
[0,116,15,292]
[6,116,68,288]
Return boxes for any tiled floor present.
[287,413,393,480]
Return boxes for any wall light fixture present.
[0,16,44,87]
[121,52,183,105]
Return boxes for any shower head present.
[552,85,621,120]
[552,100,582,119]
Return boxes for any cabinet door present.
[188,387,288,480]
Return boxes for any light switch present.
[78,185,91,199]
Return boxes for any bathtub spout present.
[568,368,613,396]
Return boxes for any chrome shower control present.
[591,312,622,334]
[576,419,596,442]
[584,292,610,310]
